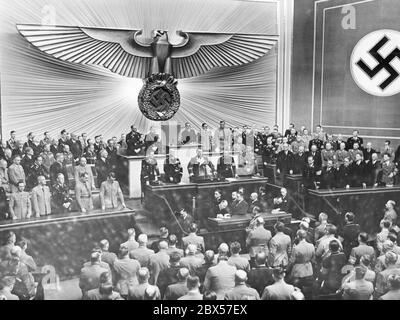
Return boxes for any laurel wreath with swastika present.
[138,73,180,121]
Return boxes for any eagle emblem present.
[17,24,277,120]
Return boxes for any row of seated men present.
[0,196,399,300]
[0,170,126,220]
[140,148,258,189]
[212,187,290,217]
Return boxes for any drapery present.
[0,0,278,139]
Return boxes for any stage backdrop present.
[0,0,278,140]
[291,0,400,147]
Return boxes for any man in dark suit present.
[276,143,295,183]
[231,192,249,216]
[247,192,262,213]
[272,188,290,212]
[247,252,274,296]
[336,157,352,188]
[293,145,307,174]
[320,159,337,189]
[302,156,319,190]
[49,153,69,186]
[366,153,381,187]
[95,150,110,188]
[164,268,190,300]
[126,126,144,156]
[179,209,195,234]
[363,142,376,163]
[308,133,324,151]
[68,133,83,164]
[339,212,361,259]
[350,153,367,187]
[347,129,363,150]
[156,252,181,298]
[306,144,322,171]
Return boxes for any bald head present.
[138,267,150,283]
[178,268,190,281]
[255,252,267,266]
[204,250,215,264]
[138,234,148,245]
[218,243,229,255]
[235,270,248,284]
[159,240,168,250]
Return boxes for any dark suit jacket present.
[306,151,322,170]
[232,200,249,216]
[156,264,181,297]
[164,281,189,300]
[248,200,262,213]
[321,167,337,189]
[247,266,275,296]
[276,151,295,173]
[350,161,367,187]
[336,165,352,188]
[49,161,69,186]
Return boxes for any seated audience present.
[231,192,249,216]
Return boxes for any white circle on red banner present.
[350,29,400,97]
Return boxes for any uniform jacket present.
[113,257,141,295]
[129,246,155,267]
[269,232,292,267]
[224,284,260,300]
[31,185,52,216]
[75,180,93,211]
[100,180,124,209]
[204,261,237,300]
[289,240,315,278]
[182,233,205,253]
[8,164,26,192]
[79,263,109,294]
[9,191,31,219]
[148,250,170,285]
[246,225,272,258]
[261,281,295,300]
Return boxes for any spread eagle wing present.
[170,32,278,79]
[16,24,153,78]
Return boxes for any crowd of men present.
[0,130,128,220]
[1,193,399,300]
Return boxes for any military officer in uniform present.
[100,172,126,210]
[261,136,276,176]
[8,156,26,193]
[348,142,363,162]
[163,153,183,184]
[140,151,160,195]
[75,172,93,213]
[308,133,324,151]
[347,130,363,150]
[321,142,335,168]
[51,173,72,213]
[9,181,31,220]
[335,142,349,169]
